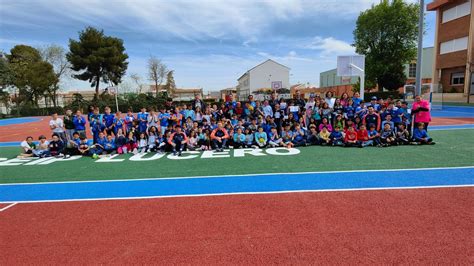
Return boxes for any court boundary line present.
[1,165,474,186]
[1,184,472,204]
[0,202,17,212]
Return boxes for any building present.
[404,47,435,85]
[319,69,358,88]
[220,88,237,101]
[236,59,290,101]
[171,88,203,101]
[203,91,221,101]
[428,0,473,95]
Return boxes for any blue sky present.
[0,0,435,92]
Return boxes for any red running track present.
[1,187,473,264]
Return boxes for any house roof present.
[237,59,290,81]
[427,0,454,11]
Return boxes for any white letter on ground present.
[265,147,300,156]
[129,152,166,161]
[167,151,200,160]
[233,148,267,157]
[201,150,230,159]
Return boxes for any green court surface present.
[0,129,473,184]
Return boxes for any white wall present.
[248,60,289,92]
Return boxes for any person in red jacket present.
[357,124,373,148]
[344,126,358,147]
[210,122,229,152]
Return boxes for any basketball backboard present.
[337,55,365,76]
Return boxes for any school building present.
[428,0,474,95]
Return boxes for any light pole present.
[415,0,424,96]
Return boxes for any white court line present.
[0,184,473,204]
[2,165,474,186]
[0,202,17,212]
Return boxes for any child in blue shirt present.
[292,124,306,147]
[103,134,117,154]
[281,124,294,148]
[233,128,246,149]
[137,107,149,133]
[412,123,435,145]
[255,127,268,148]
[244,128,255,148]
[268,127,284,147]
[368,124,382,147]
[329,126,344,146]
[103,106,115,136]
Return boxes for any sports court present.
[0,106,473,264]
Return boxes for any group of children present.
[18,92,435,158]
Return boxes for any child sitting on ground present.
[233,128,246,149]
[357,124,372,148]
[137,132,148,153]
[268,127,284,148]
[344,126,358,147]
[368,124,382,147]
[103,134,117,155]
[396,124,410,145]
[319,126,331,146]
[254,126,268,148]
[329,126,344,146]
[380,123,396,147]
[48,133,65,157]
[412,123,435,145]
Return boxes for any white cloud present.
[1,0,391,42]
[304,36,355,56]
[257,51,313,62]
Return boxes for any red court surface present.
[430,117,474,126]
[1,187,473,264]
[0,116,92,142]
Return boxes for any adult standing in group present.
[63,109,75,140]
[293,90,305,109]
[411,95,431,130]
[325,91,336,108]
[49,112,66,142]
[262,100,273,118]
[191,94,206,111]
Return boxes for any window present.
[442,0,471,23]
[408,63,417,78]
[440,36,468,54]
[451,72,465,85]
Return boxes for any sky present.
[0,0,435,92]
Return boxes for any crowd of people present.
[18,91,435,159]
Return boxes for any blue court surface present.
[431,106,474,118]
[0,117,41,126]
[1,166,473,203]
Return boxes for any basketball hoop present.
[337,55,365,98]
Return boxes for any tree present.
[353,0,419,91]
[148,56,168,97]
[67,27,129,97]
[163,70,176,97]
[0,57,12,110]
[39,44,71,107]
[130,73,146,94]
[8,45,57,106]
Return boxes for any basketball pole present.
[350,63,365,99]
[415,0,424,96]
